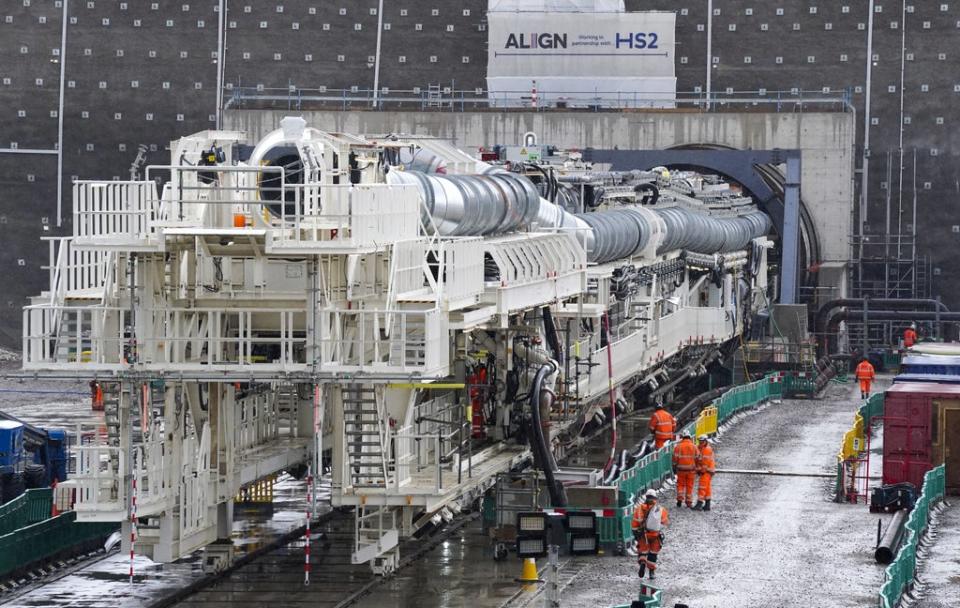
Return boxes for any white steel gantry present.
[21,117,771,573]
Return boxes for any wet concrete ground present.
[0,362,923,608]
[0,358,327,608]
[914,501,960,607]
[561,379,892,608]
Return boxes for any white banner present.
[486,11,676,107]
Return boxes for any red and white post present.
[304,466,312,586]
[129,475,137,584]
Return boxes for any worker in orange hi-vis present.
[631,489,669,580]
[648,403,676,449]
[855,357,876,399]
[89,380,104,411]
[903,324,918,349]
[693,434,716,512]
[672,431,699,508]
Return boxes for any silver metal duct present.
[391,168,770,263]
[387,170,541,236]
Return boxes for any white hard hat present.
[698,434,709,442]
[681,430,692,439]
[644,489,657,500]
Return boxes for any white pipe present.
[705,0,713,108]
[861,0,875,271]
[56,0,69,227]
[215,0,226,129]
[0,148,58,155]
[372,0,385,109]
[896,0,906,258]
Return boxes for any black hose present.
[542,307,563,364]
[635,182,659,205]
[529,362,567,507]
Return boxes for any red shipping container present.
[884,382,960,494]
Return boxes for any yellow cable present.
[739,332,752,382]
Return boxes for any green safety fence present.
[882,351,901,373]
[860,392,885,423]
[0,510,118,578]
[878,465,946,608]
[0,488,52,537]
[596,375,777,546]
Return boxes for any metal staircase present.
[353,504,399,574]
[342,385,390,488]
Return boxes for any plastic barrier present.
[598,376,777,547]
[835,393,884,500]
[878,465,945,608]
[609,582,663,608]
[695,405,719,438]
[0,510,117,578]
[0,489,52,537]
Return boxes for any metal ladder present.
[102,382,146,500]
[274,383,299,436]
[353,504,399,574]
[342,385,390,488]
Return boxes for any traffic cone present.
[517,557,540,583]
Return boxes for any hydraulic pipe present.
[824,309,960,355]
[875,508,909,564]
[529,362,567,507]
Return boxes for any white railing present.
[316,307,450,375]
[73,435,171,518]
[437,238,484,305]
[235,390,279,452]
[24,303,450,376]
[272,183,421,250]
[23,304,126,365]
[148,164,277,229]
[391,237,483,306]
[392,239,435,297]
[73,181,159,242]
[73,445,121,512]
[46,238,112,295]
[389,431,447,493]
[180,424,212,539]
[486,232,585,286]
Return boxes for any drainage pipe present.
[875,508,909,564]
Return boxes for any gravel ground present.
[561,379,891,608]
[913,501,960,607]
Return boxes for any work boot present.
[692,501,703,511]
[703,499,711,511]
[638,563,646,578]
[676,500,682,508]
[648,569,656,580]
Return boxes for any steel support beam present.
[781,155,801,304]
